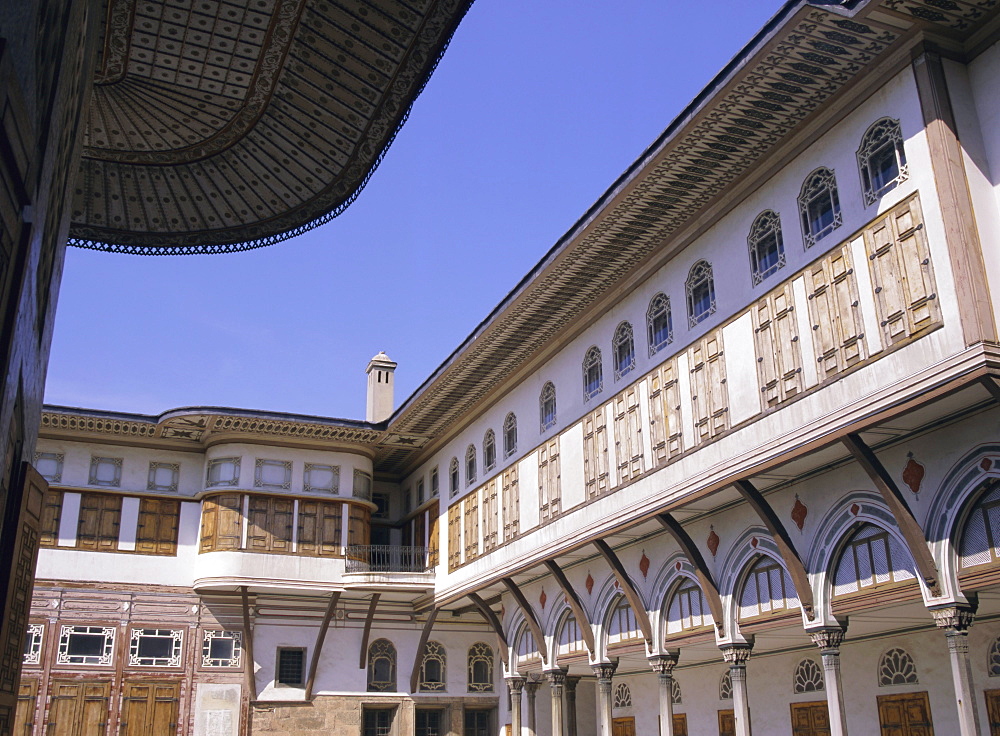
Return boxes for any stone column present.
[809,628,848,736]
[932,605,981,736]
[591,659,618,736]
[649,652,679,736]
[564,676,581,736]
[526,677,541,736]
[546,668,569,736]
[507,676,525,736]
[721,645,752,736]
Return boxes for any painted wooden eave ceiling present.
[375,0,1000,476]
[67,0,474,254]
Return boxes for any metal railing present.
[345,545,429,573]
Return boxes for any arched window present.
[430,467,439,498]
[613,682,631,708]
[958,479,1000,572]
[467,643,494,692]
[515,626,539,667]
[503,413,517,458]
[686,260,716,327]
[857,117,908,206]
[539,382,557,432]
[671,678,682,705]
[613,322,635,380]
[465,445,476,486]
[832,523,916,597]
[988,637,1000,677]
[666,578,713,635]
[878,648,918,686]
[583,346,603,401]
[483,430,496,472]
[449,458,460,498]
[738,555,799,619]
[799,167,842,247]
[418,641,446,692]
[748,210,785,285]
[606,596,641,646]
[557,612,585,656]
[367,638,396,692]
[719,670,733,700]
[793,659,824,694]
[647,293,673,356]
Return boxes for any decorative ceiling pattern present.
[374,0,1000,475]
[68,0,473,253]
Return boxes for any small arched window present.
[793,659,824,694]
[671,678,682,705]
[367,638,396,692]
[958,479,1000,572]
[738,555,799,619]
[613,682,632,708]
[719,670,733,700]
[612,322,636,380]
[503,413,517,458]
[799,167,842,247]
[583,346,603,401]
[449,458,460,498]
[858,117,908,206]
[666,578,713,635]
[539,382,557,432]
[467,643,494,692]
[877,648,918,686]
[483,430,496,472]
[465,445,476,486]
[686,260,716,327]
[832,523,916,597]
[647,293,673,356]
[607,596,641,646]
[748,210,785,285]
[418,641,446,692]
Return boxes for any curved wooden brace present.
[843,433,941,596]
[501,578,549,662]
[305,591,341,699]
[408,607,439,693]
[543,560,596,656]
[358,593,381,669]
[733,479,816,621]
[592,539,653,647]
[655,513,725,636]
[468,592,510,664]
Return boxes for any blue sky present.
[45,0,787,420]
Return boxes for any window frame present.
[465,445,477,486]
[449,458,460,498]
[539,382,557,433]
[798,167,842,247]
[686,260,716,327]
[747,210,786,286]
[612,322,636,381]
[646,293,673,356]
[582,346,604,401]
[202,630,243,668]
[129,627,184,667]
[276,646,306,687]
[503,413,517,458]
[483,430,496,472]
[857,117,908,206]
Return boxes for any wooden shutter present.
[427,501,440,566]
[348,504,370,547]
[538,439,561,522]
[648,359,683,465]
[864,194,940,345]
[246,496,294,553]
[448,503,462,570]
[613,386,645,482]
[753,283,803,408]
[200,493,242,552]
[297,500,319,555]
[49,680,111,736]
[319,501,343,556]
[481,480,498,552]
[39,489,63,547]
[76,493,121,551]
[583,408,609,499]
[464,493,479,560]
[135,498,180,555]
[689,329,729,444]
[502,466,519,541]
[121,681,180,736]
[805,243,865,378]
[13,678,36,736]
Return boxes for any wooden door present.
[13,679,36,736]
[718,709,736,736]
[877,692,934,736]
[672,713,688,736]
[48,680,111,736]
[791,701,831,736]
[120,681,180,736]
[611,717,636,736]
[986,689,1000,736]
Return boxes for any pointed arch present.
[583,346,603,400]
[613,321,635,380]
[798,167,842,246]
[647,292,673,356]
[857,117,908,206]
[483,429,496,472]
[503,412,517,458]
[686,260,715,327]
[747,209,785,285]
[539,381,557,432]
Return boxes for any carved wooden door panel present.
[672,713,688,736]
[120,681,179,736]
[611,717,635,736]
[13,679,35,736]
[790,701,831,736]
[877,692,934,736]
[718,709,736,736]
[48,680,111,736]
[985,688,1000,736]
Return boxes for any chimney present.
[365,351,397,422]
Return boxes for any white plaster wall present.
[193,683,241,736]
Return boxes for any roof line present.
[42,404,383,430]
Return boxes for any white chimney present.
[365,351,397,422]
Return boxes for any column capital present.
[809,627,846,652]
[648,652,679,675]
[525,678,542,696]
[931,605,976,633]
[721,644,752,666]
[591,659,619,680]
[564,675,581,693]
[545,667,569,686]
[506,676,525,695]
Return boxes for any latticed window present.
[483,430,496,472]
[613,322,635,380]
[878,648,918,686]
[367,639,397,692]
[748,210,785,285]
[539,382,557,432]
[449,458,460,498]
[503,413,517,458]
[647,293,673,356]
[276,647,305,687]
[738,555,799,619]
[988,637,1000,677]
[430,467,439,498]
[467,643,494,692]
[515,627,539,666]
[793,659,824,693]
[799,167,841,247]
[583,346,603,400]
[418,641,446,692]
[959,480,1000,571]
[666,579,713,634]
[557,612,585,656]
[858,117,908,206]
[23,624,43,665]
[832,523,916,596]
[686,260,716,327]
[720,670,733,700]
[607,596,641,645]
[465,445,477,486]
[613,682,632,708]
[671,678,682,705]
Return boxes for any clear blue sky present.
[45,0,787,421]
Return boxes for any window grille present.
[89,456,123,487]
[557,612,584,655]
[202,630,242,667]
[748,210,785,285]
[34,452,63,483]
[467,642,494,692]
[23,624,43,665]
[483,430,496,472]
[793,659,824,693]
[57,625,115,666]
[277,647,305,686]
[666,579,713,634]
[738,555,799,619]
[613,322,636,380]
[799,167,842,246]
[367,639,397,692]
[858,117,908,205]
[363,709,393,736]
[449,458,460,498]
[129,628,183,667]
[832,524,916,596]
[720,670,733,700]
[686,260,716,327]
[989,637,1000,677]
[671,678,682,705]
[418,641,446,692]
[503,413,517,458]
[878,648,918,686]
[607,596,641,645]
[959,480,1000,570]
[613,682,631,708]
[583,346,603,400]
[415,710,444,736]
[539,382,557,432]
[646,293,673,356]
[465,445,477,486]
[430,467,439,497]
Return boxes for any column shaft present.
[565,676,581,736]
[508,677,525,736]
[810,629,848,736]
[933,606,981,736]
[722,646,752,736]
[546,669,568,736]
[649,653,679,736]
[526,680,540,736]
[592,661,617,736]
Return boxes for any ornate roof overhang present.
[68,0,473,254]
[375,0,1000,476]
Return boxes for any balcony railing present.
[345,545,429,573]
